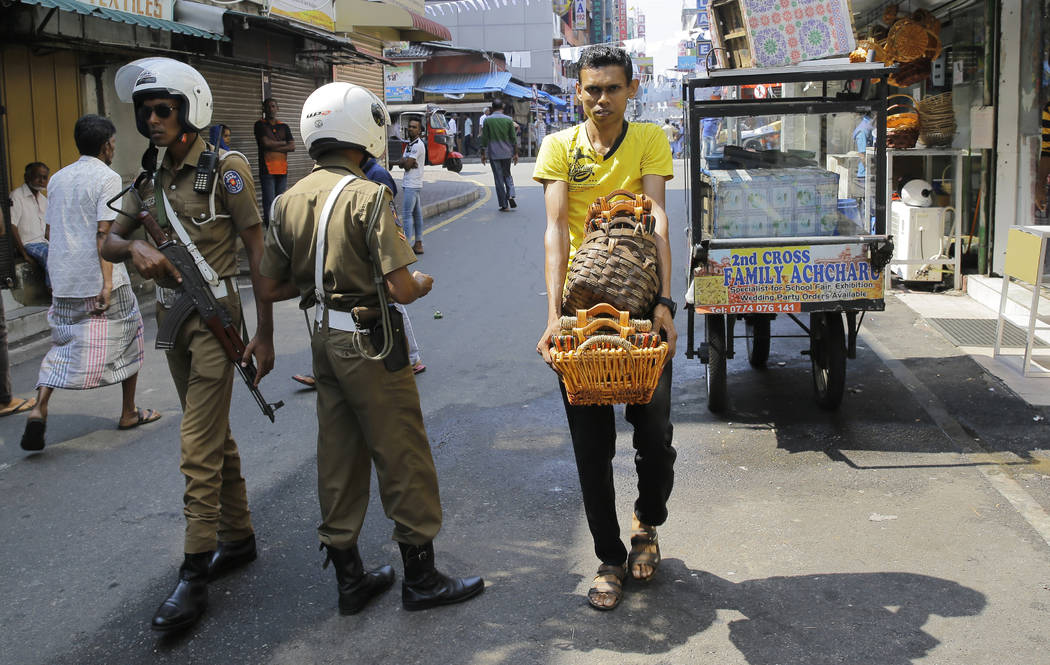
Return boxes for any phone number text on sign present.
[693,244,883,310]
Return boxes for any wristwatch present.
[655,296,677,319]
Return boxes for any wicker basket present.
[886,94,920,149]
[918,92,956,147]
[885,18,941,63]
[550,303,669,406]
[563,190,660,317]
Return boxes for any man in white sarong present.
[21,114,161,452]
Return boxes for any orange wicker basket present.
[550,303,669,406]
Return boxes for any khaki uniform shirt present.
[121,135,261,276]
[260,153,417,311]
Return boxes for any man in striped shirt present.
[1037,101,1049,214]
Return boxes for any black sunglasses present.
[136,103,178,122]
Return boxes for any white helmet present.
[901,179,934,207]
[301,82,389,160]
[115,57,212,138]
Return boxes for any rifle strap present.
[154,171,222,289]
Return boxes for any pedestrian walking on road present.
[20,114,160,452]
[254,98,295,226]
[396,117,427,254]
[480,99,518,211]
[256,82,483,616]
[0,206,37,418]
[9,161,51,275]
[104,57,275,633]
[534,45,678,612]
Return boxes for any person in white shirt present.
[446,114,459,154]
[9,162,50,274]
[463,115,474,155]
[20,114,160,452]
[396,117,427,254]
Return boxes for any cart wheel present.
[810,312,846,410]
[705,314,728,413]
[745,315,771,368]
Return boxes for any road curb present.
[421,187,482,219]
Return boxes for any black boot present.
[323,543,395,615]
[208,534,257,580]
[151,552,210,632]
[399,542,484,611]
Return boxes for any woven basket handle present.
[560,314,652,332]
[577,335,634,353]
[576,318,635,338]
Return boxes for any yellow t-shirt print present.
[533,121,674,261]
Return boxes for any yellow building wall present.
[2,45,82,192]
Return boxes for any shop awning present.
[229,11,388,65]
[538,90,570,109]
[416,71,511,95]
[502,81,534,99]
[334,0,451,41]
[19,0,226,39]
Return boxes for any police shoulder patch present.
[223,170,244,194]
[389,201,403,228]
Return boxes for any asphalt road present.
[1,160,1049,665]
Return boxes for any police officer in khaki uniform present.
[102,58,275,632]
[255,82,483,615]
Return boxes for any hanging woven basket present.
[563,190,661,318]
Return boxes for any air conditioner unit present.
[890,201,950,282]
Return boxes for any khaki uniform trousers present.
[158,293,254,554]
[311,321,442,549]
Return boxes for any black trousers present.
[559,361,676,566]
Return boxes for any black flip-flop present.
[21,418,46,452]
[118,407,162,430]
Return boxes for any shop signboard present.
[637,13,645,38]
[590,0,602,44]
[384,64,415,103]
[553,0,571,15]
[84,0,171,20]
[635,56,654,77]
[618,0,627,40]
[270,0,335,32]
[677,55,698,70]
[692,244,884,314]
[572,0,586,30]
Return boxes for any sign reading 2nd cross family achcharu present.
[85,0,170,20]
[693,243,884,314]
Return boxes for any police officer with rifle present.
[101,57,276,633]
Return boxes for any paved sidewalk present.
[893,281,1050,407]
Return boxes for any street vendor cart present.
[684,63,895,412]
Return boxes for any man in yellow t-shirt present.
[532,44,676,613]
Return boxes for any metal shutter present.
[269,70,329,188]
[333,32,384,100]
[196,62,265,201]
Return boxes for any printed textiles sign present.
[270,0,335,31]
[743,0,855,67]
[84,0,171,20]
[384,65,415,103]
[692,243,884,313]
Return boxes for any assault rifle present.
[107,185,284,422]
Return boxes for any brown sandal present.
[587,563,627,611]
[628,514,661,581]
